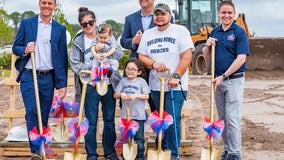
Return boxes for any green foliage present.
[20,11,36,19]
[0,53,12,69]
[0,9,9,23]
[71,24,81,36]
[53,3,74,46]
[9,11,21,33]
[118,50,130,70]
[0,9,14,46]
[0,20,14,47]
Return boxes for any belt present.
[26,69,54,75]
[224,73,244,80]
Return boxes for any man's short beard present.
[155,21,170,27]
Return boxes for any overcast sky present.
[2,0,284,37]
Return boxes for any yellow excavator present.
[173,0,284,74]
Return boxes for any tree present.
[20,10,36,19]
[0,9,14,46]
[104,19,123,39]
[71,24,81,35]
[9,11,20,33]
[53,2,73,45]
[0,18,14,46]
[0,8,9,24]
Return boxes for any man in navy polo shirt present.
[203,1,249,160]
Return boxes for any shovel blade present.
[147,149,171,160]
[200,148,221,160]
[123,142,138,160]
[51,125,68,142]
[64,151,87,160]
[96,81,108,96]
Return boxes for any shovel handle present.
[157,69,170,118]
[31,52,46,159]
[210,45,215,123]
[123,100,134,121]
[157,69,170,152]
[210,45,216,159]
[78,70,91,122]
[79,70,92,85]
[157,68,171,82]
[74,70,91,148]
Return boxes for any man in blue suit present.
[12,0,68,159]
[120,0,156,59]
[120,0,156,114]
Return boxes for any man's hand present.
[212,76,224,91]
[168,78,179,88]
[24,42,36,54]
[206,37,217,47]
[132,30,143,45]
[58,87,67,99]
[152,61,167,72]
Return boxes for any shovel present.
[96,57,108,96]
[31,52,47,160]
[200,45,222,160]
[63,70,91,160]
[51,112,68,142]
[147,69,171,160]
[123,101,138,160]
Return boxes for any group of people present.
[12,0,249,160]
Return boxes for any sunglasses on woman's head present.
[81,20,95,28]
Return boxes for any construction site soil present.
[0,70,283,160]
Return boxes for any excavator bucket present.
[247,38,284,70]
[236,13,284,71]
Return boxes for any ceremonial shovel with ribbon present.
[201,45,224,160]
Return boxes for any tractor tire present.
[192,43,211,75]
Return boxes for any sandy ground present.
[0,70,283,160]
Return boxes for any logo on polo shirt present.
[227,34,235,41]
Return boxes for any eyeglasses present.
[126,68,138,72]
[81,20,95,28]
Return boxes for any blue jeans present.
[133,119,145,160]
[215,77,244,158]
[20,70,54,154]
[84,84,117,158]
[151,90,186,159]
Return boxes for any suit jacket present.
[12,15,68,89]
[120,10,155,58]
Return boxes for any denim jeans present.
[84,84,117,158]
[133,119,145,159]
[151,90,186,159]
[215,77,244,158]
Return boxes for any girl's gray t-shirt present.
[115,77,150,120]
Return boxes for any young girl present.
[114,58,150,159]
[91,23,119,77]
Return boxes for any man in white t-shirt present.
[137,3,194,160]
